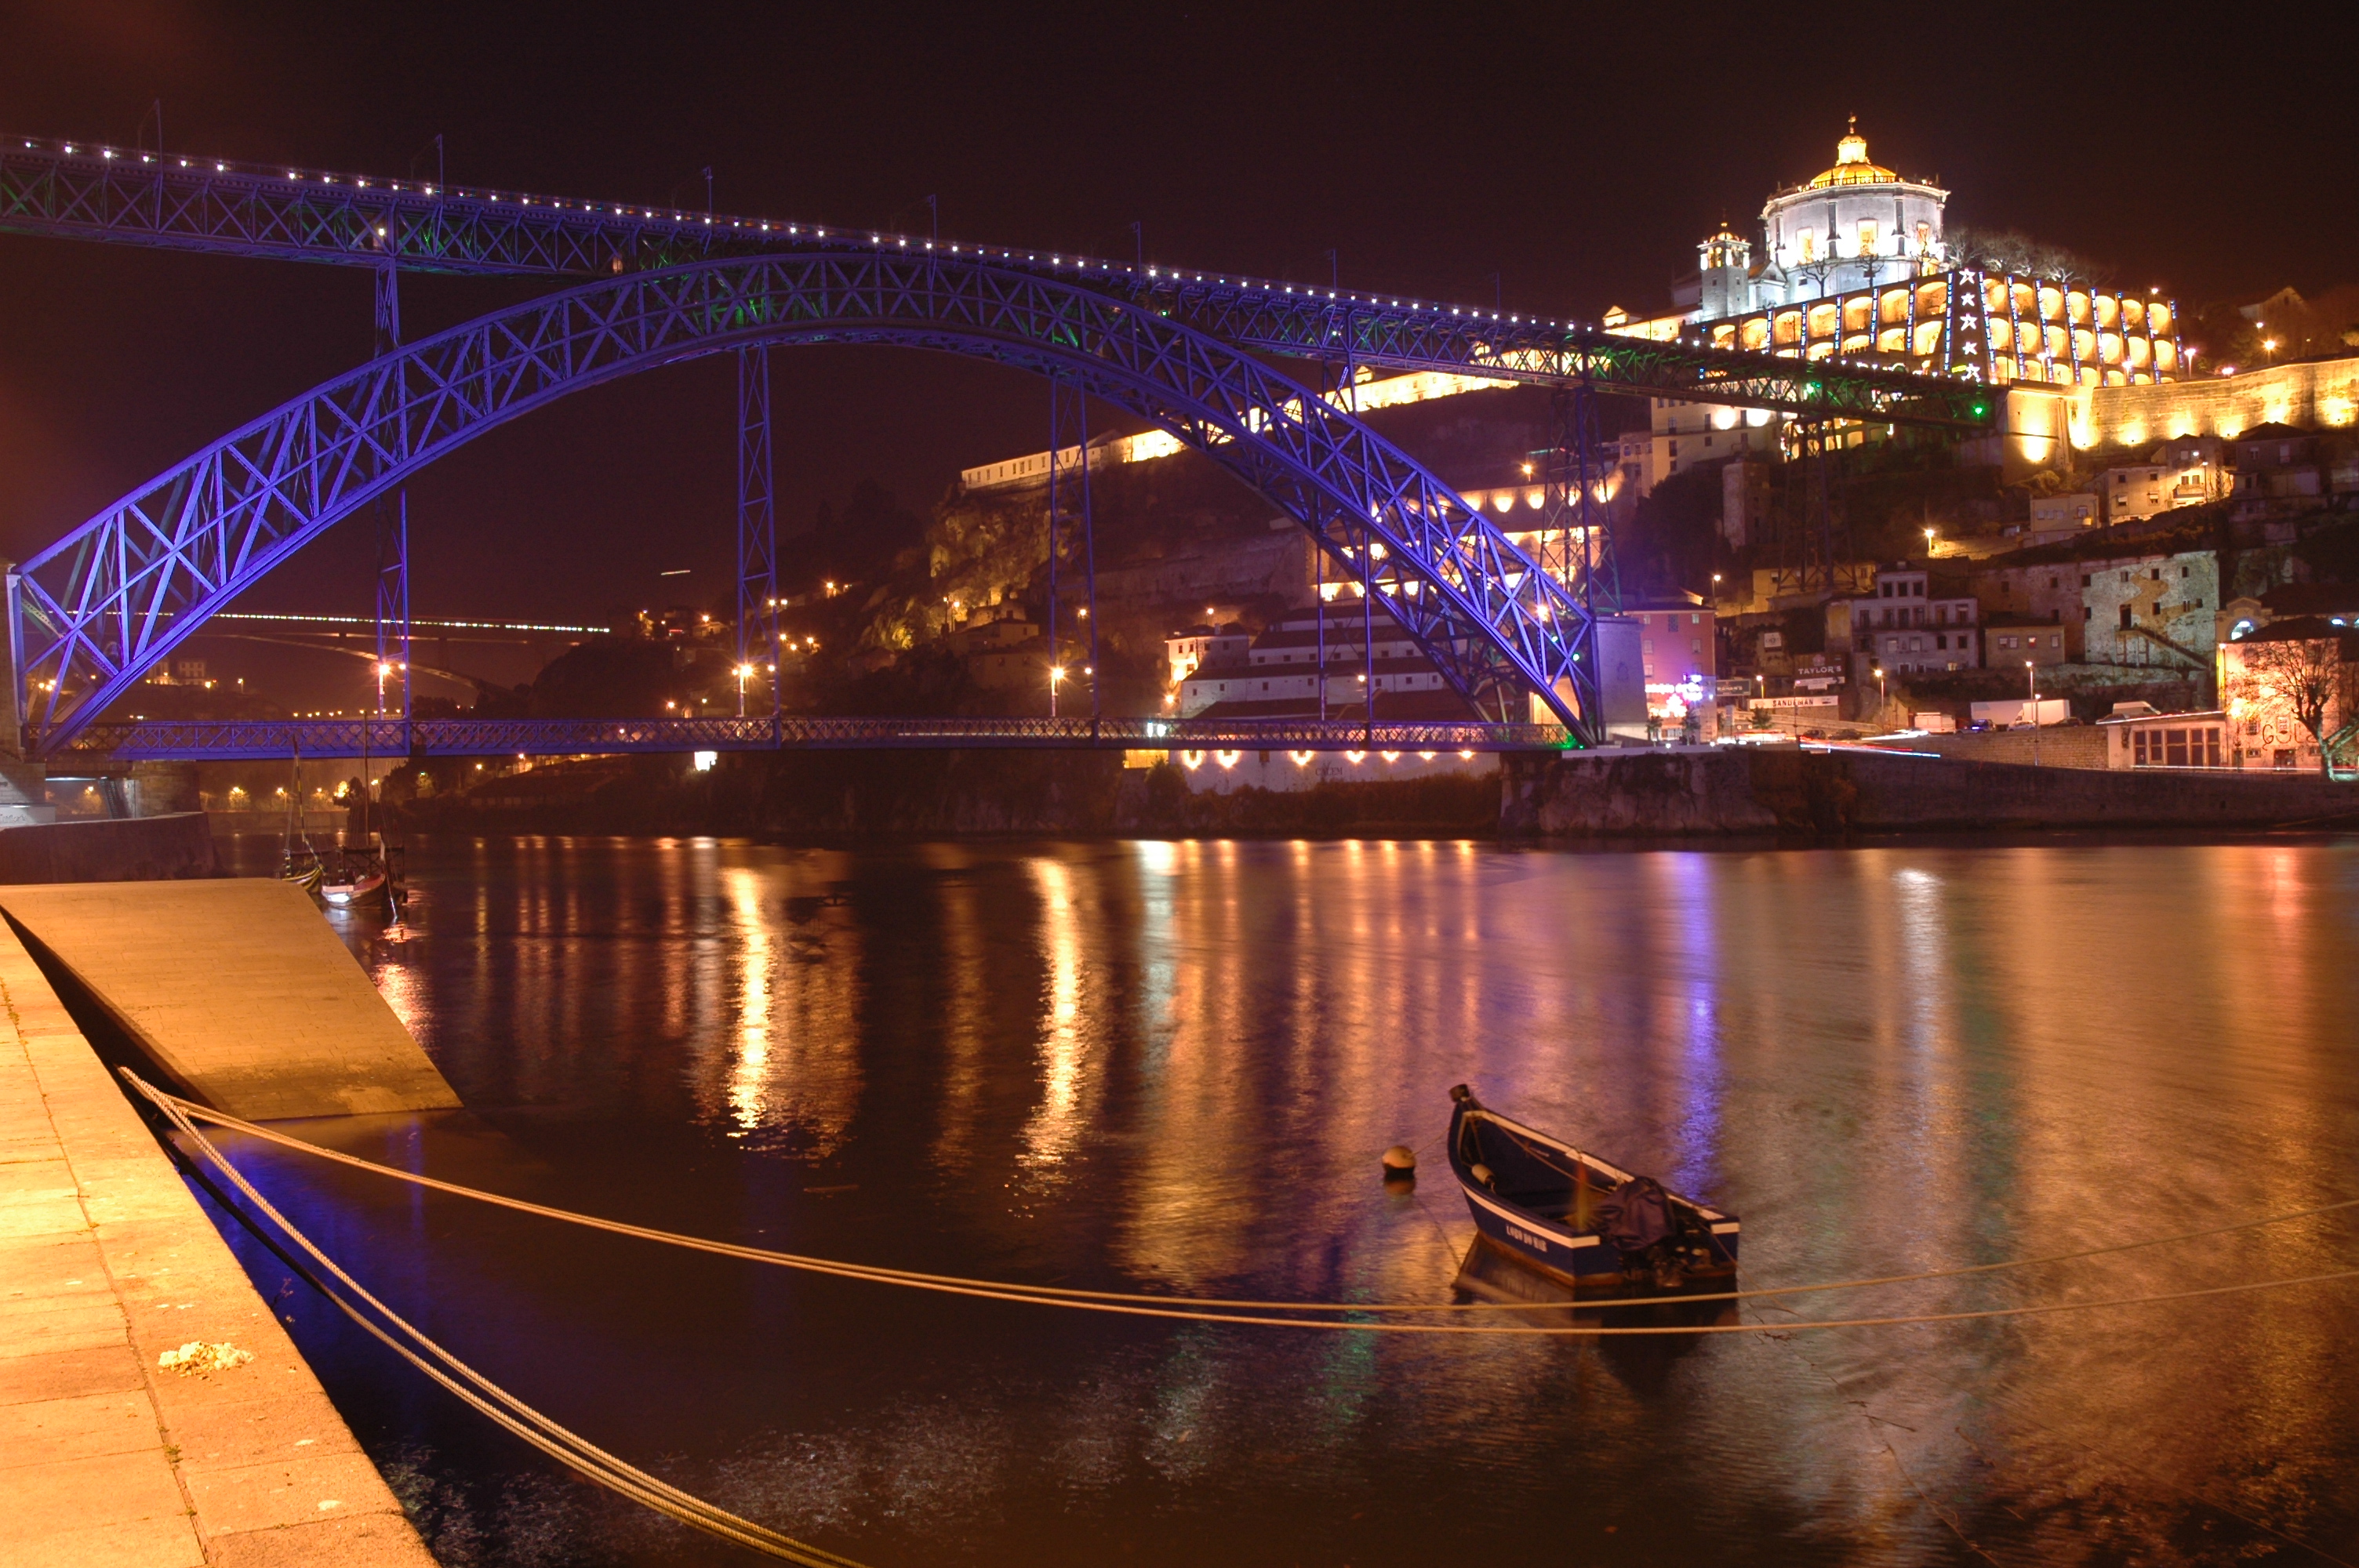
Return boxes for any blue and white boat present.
[1447,1083,1739,1293]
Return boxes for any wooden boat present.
[319,862,388,906]
[1447,1083,1739,1293]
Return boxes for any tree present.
[1943,224,2110,286]
[2224,627,2359,777]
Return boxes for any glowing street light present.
[1049,663,1066,717]
[735,662,753,716]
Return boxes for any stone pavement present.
[0,916,435,1566]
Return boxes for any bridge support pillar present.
[372,263,412,725]
[1045,379,1100,723]
[736,347,780,719]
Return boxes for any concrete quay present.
[0,917,434,1566]
[0,880,459,1120]
[1501,746,2359,836]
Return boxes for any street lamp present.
[735,662,752,717]
[1874,665,1885,714]
[1049,663,1066,717]
[1924,526,1937,557]
[2026,659,2039,768]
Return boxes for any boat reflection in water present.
[1451,1234,1735,1392]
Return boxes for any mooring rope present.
[136,1080,868,1566]
[124,1071,2359,1336]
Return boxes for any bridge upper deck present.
[0,135,1991,430]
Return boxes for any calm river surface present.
[204,834,2359,1566]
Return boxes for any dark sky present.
[4,0,2354,635]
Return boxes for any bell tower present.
[1697,222,1753,321]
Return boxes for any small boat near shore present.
[1447,1083,1739,1294]
[319,860,389,907]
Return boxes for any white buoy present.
[1381,1145,1416,1179]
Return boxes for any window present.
[1999,635,2016,649]
[1857,220,1879,256]
[1936,633,1948,650]
[2120,606,2133,629]
[1800,229,1817,263]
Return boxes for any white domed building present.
[1606,121,2186,509]
[1753,120,1950,307]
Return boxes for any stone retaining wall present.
[1501,747,2359,836]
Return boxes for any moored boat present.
[319,864,388,906]
[1447,1083,1738,1293]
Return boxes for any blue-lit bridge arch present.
[12,249,1601,757]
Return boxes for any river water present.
[202,834,2359,1566]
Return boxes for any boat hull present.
[320,873,387,907]
[1447,1091,1738,1295]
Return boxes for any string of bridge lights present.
[13,132,1761,350]
[20,136,2182,400]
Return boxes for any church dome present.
[1803,118,1898,190]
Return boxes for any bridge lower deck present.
[59,715,1579,763]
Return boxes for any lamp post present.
[1874,665,1885,719]
[1924,526,1937,558]
[1049,663,1065,718]
[2026,659,2039,768]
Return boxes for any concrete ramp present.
[0,878,459,1119]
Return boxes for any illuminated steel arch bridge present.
[14,250,1602,756]
[0,135,1999,762]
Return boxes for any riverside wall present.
[0,814,219,884]
[1500,748,2359,837]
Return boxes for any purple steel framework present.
[0,135,1996,430]
[55,715,1572,762]
[1043,379,1100,722]
[370,260,413,722]
[736,347,780,717]
[10,252,1602,754]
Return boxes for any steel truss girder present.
[56,715,1574,761]
[0,140,737,277]
[14,252,1601,753]
[1148,285,1992,428]
[0,140,1993,429]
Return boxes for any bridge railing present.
[55,715,1578,762]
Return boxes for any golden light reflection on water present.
[1020,856,1094,1172]
[722,866,772,1132]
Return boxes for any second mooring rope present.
[125,1072,2359,1337]
[136,1078,869,1566]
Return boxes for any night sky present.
[4,2,2354,638]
